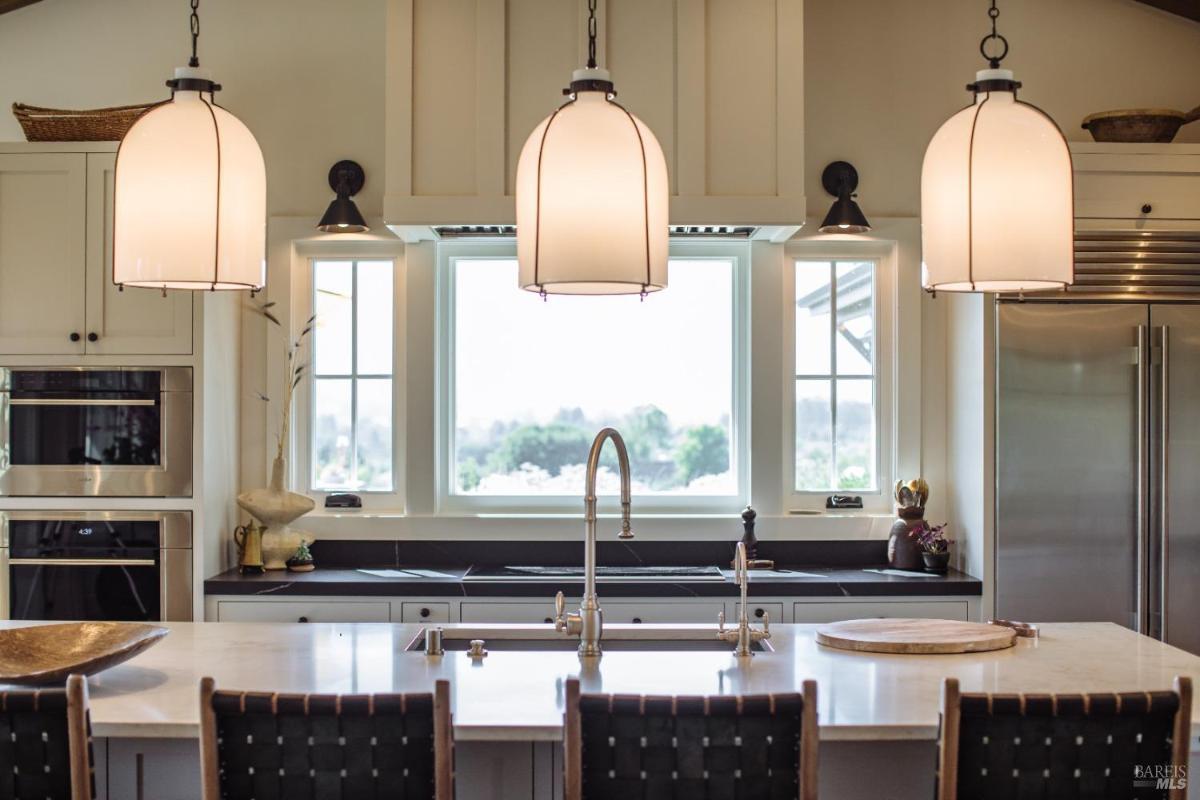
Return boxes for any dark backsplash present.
[309,538,888,569]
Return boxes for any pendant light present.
[920,0,1073,293]
[515,0,668,296]
[113,0,266,292]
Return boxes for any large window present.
[793,259,878,493]
[442,244,747,510]
[310,259,395,492]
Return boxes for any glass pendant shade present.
[113,68,266,291]
[516,69,668,295]
[920,70,1073,293]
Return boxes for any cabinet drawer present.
[792,600,968,624]
[1073,153,1200,220]
[460,601,559,623]
[215,600,391,623]
[735,602,785,624]
[401,602,452,623]
[603,602,725,624]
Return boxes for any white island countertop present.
[11,621,1200,745]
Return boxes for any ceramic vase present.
[887,507,926,571]
[236,456,315,570]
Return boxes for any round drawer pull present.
[69,332,81,342]
[632,617,643,624]
[297,616,309,623]
[1141,203,1153,214]
[87,332,99,342]
[420,607,431,618]
[543,617,554,624]
[755,607,766,618]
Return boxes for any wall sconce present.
[317,160,369,233]
[818,161,871,234]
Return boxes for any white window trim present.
[783,234,901,514]
[434,238,751,515]
[290,238,407,511]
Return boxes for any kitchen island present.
[12,620,1199,799]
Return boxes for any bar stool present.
[937,676,1193,800]
[0,674,95,800]
[563,678,818,800]
[199,678,453,800]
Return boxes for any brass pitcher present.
[234,522,265,575]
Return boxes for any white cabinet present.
[84,153,193,355]
[214,599,392,623]
[0,148,192,356]
[0,153,87,354]
[792,600,969,624]
[1072,143,1200,221]
[401,601,452,622]
[106,738,199,800]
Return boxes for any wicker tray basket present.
[12,102,157,142]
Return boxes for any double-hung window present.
[439,241,749,513]
[309,258,396,495]
[791,257,884,502]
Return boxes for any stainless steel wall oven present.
[0,510,192,621]
[0,367,192,497]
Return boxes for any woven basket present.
[12,102,157,142]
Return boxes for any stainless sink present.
[405,625,772,654]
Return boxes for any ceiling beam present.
[0,0,43,14]
[1133,0,1200,24]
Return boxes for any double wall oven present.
[0,511,192,621]
[0,367,192,497]
[0,367,195,622]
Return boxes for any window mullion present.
[350,260,360,491]
[828,261,838,492]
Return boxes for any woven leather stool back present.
[0,674,94,800]
[937,676,1193,800]
[564,678,818,800]
[199,678,452,800]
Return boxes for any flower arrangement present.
[915,522,949,554]
[250,301,315,465]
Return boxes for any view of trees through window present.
[794,259,877,492]
[452,257,738,497]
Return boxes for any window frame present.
[434,239,751,515]
[783,240,897,514]
[291,240,406,511]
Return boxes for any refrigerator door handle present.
[1136,325,1150,635]
[1159,324,1170,642]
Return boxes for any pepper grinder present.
[740,506,758,560]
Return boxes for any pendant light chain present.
[586,0,597,69]
[189,0,201,68]
[979,0,1009,68]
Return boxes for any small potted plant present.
[916,522,950,574]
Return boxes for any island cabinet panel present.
[214,599,392,623]
[602,601,725,624]
[383,0,805,229]
[105,738,200,800]
[792,599,969,623]
[460,601,562,624]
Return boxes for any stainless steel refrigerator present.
[996,301,1200,655]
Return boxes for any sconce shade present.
[818,162,871,234]
[516,71,669,295]
[317,159,369,233]
[920,71,1073,292]
[113,70,266,291]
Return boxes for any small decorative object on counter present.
[888,479,930,571]
[324,493,362,510]
[286,541,316,573]
[915,522,951,574]
[233,521,265,575]
[238,302,317,569]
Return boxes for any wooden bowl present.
[1082,107,1199,143]
[0,622,168,686]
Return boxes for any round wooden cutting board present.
[815,618,1017,655]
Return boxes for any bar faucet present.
[717,541,770,656]
[553,427,634,657]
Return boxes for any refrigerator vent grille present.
[1003,230,1200,302]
